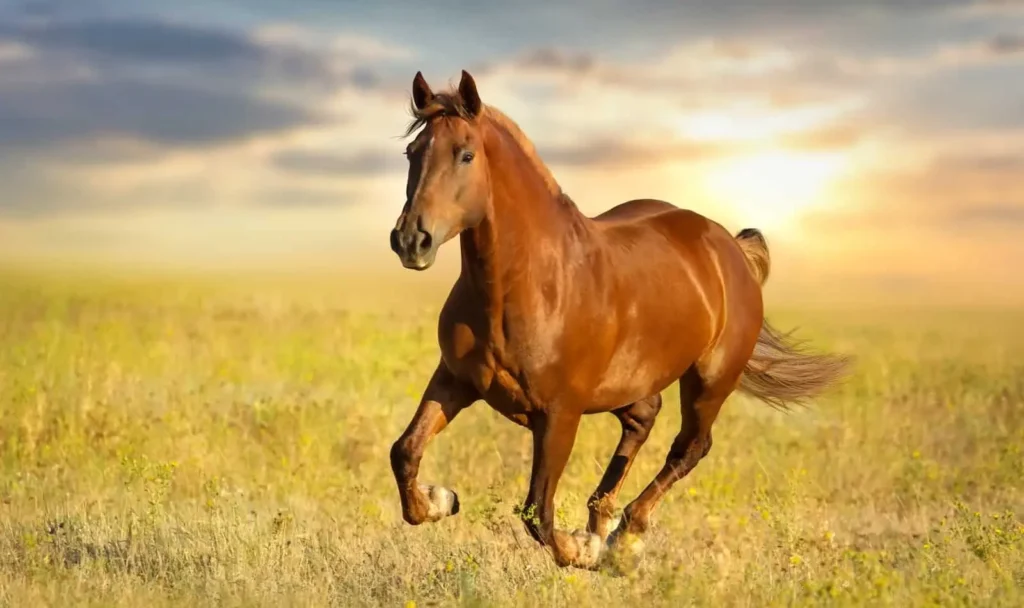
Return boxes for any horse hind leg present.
[606,347,747,568]
[585,394,663,540]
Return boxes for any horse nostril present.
[418,230,433,253]
[390,229,402,254]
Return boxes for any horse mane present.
[404,90,566,201]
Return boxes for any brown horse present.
[388,70,850,569]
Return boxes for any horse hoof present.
[569,529,604,570]
[602,529,645,575]
[418,484,459,521]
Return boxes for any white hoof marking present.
[418,484,457,521]
[569,529,604,569]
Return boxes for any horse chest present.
[437,310,539,424]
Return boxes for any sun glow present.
[702,150,849,232]
[676,100,862,144]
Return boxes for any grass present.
[0,269,1022,607]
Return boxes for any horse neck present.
[458,121,584,311]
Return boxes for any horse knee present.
[389,437,417,482]
[701,434,713,458]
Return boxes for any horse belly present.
[587,293,712,411]
[587,340,694,412]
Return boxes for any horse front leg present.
[390,361,479,525]
[519,407,603,569]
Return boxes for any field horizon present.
[1,266,1022,606]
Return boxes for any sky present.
[0,0,1022,300]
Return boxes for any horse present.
[387,69,850,569]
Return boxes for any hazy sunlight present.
[702,150,849,232]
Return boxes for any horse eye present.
[461,151,475,164]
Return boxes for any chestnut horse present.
[388,70,849,569]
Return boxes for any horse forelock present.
[403,89,564,199]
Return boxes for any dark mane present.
[404,92,476,138]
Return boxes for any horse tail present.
[735,228,770,286]
[733,228,851,410]
[738,321,851,410]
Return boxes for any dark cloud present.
[0,17,370,92]
[987,33,1024,55]
[0,15,390,152]
[3,19,259,63]
[271,149,401,177]
[0,79,320,147]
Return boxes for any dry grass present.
[0,270,1022,607]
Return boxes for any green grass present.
[0,271,1022,607]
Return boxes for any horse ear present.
[459,70,482,118]
[412,71,433,110]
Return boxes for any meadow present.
[0,268,1022,607]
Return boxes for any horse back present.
[592,199,678,224]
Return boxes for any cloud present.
[271,149,399,177]
[801,143,1024,239]
[0,79,321,148]
[954,203,1024,225]
[539,138,730,168]
[777,123,870,150]
[932,151,1024,172]
[476,41,805,98]
[4,18,261,63]
[0,165,78,218]
[826,32,1024,80]
[0,40,31,62]
[0,17,355,93]
[0,11,420,217]
[950,0,1024,19]
[988,33,1024,55]
[0,15,406,153]
[252,186,361,208]
[508,48,597,75]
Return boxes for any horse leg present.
[519,408,603,568]
[586,394,663,539]
[390,360,478,525]
[609,365,734,550]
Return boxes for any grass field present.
[1,269,1022,607]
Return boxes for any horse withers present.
[388,70,850,569]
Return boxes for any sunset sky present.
[0,1,1022,300]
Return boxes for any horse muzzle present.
[390,218,438,271]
